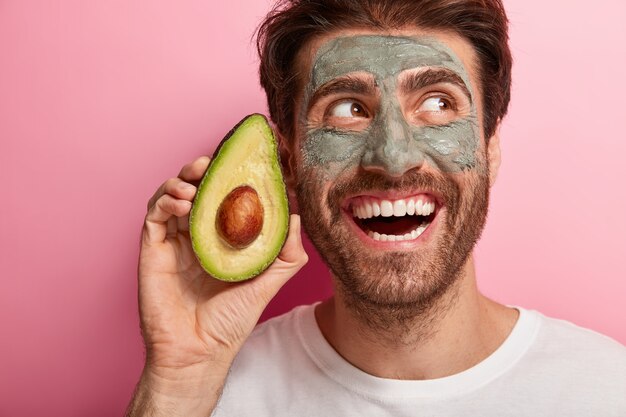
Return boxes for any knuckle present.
[179,181,196,194]
[169,176,197,196]
[159,194,190,216]
[146,180,170,210]
[178,199,192,215]
[156,193,174,211]
[147,191,161,211]
[164,177,180,192]
[147,195,159,211]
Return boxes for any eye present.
[417,97,454,112]
[329,101,369,118]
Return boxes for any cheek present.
[450,161,490,219]
[295,166,339,224]
[412,116,481,172]
[302,129,367,175]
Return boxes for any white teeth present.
[393,200,406,217]
[352,197,436,219]
[366,222,431,242]
[364,201,373,218]
[372,201,381,216]
[380,200,394,217]
[406,199,415,215]
[415,200,424,215]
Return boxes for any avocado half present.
[189,114,289,282]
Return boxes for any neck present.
[315,255,518,380]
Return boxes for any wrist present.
[126,360,233,417]
[144,356,232,395]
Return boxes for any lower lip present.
[342,207,443,250]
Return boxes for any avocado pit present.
[216,185,264,249]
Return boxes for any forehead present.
[307,33,475,95]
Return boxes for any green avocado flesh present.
[189,114,289,282]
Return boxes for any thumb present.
[276,214,308,266]
[250,214,308,299]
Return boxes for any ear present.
[487,122,502,187]
[277,132,299,214]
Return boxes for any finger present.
[178,156,211,183]
[143,194,192,244]
[166,177,197,200]
[166,216,178,238]
[147,178,196,211]
[177,214,190,232]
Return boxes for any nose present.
[360,105,425,177]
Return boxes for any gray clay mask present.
[301,35,481,176]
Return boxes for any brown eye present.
[417,97,453,112]
[330,101,368,118]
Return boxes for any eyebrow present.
[307,76,377,112]
[399,68,472,103]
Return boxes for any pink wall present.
[1,1,624,415]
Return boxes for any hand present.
[128,156,308,416]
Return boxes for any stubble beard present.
[296,162,491,341]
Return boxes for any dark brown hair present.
[256,0,512,141]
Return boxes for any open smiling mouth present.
[347,195,439,242]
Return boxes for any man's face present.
[289,29,497,310]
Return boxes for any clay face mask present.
[301,35,481,175]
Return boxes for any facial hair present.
[296,158,491,338]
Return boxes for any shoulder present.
[522,308,626,405]
[532,310,626,361]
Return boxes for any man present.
[127,0,626,415]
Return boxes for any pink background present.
[1,0,625,415]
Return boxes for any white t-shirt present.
[213,303,626,416]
